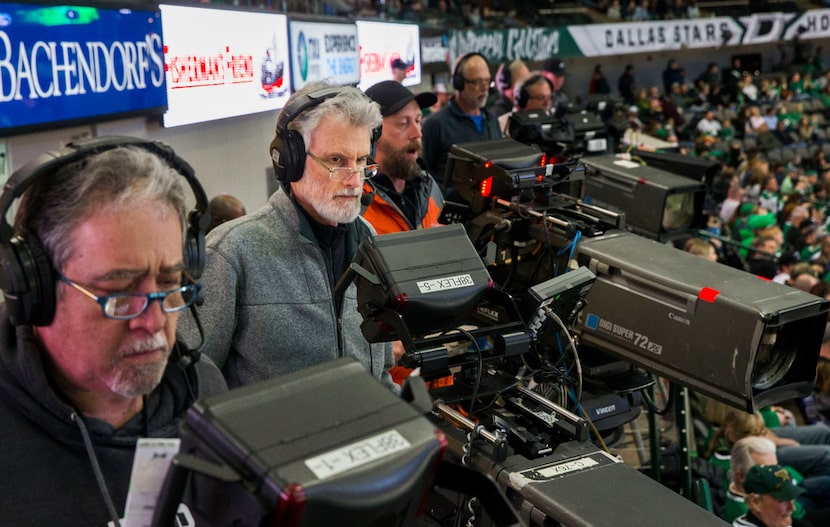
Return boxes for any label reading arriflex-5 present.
[417,274,475,294]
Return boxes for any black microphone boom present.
[360,191,375,207]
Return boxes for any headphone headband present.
[271,85,373,185]
[0,136,209,326]
[0,136,209,240]
[452,52,489,92]
[274,86,362,136]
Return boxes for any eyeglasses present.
[306,151,378,181]
[58,273,201,321]
[463,77,492,89]
[528,94,553,103]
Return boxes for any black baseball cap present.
[542,58,568,77]
[391,58,409,70]
[365,81,437,117]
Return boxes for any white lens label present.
[305,429,411,480]
[417,274,475,294]
[587,138,607,152]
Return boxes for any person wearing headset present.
[179,81,397,392]
[498,73,555,135]
[422,52,502,193]
[0,139,227,527]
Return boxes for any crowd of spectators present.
[649,46,830,522]
[214,0,770,27]
[649,50,830,287]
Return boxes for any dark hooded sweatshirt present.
[0,305,227,526]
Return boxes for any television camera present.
[149,138,824,527]
[441,137,827,414]
[374,137,823,525]
[341,223,729,527]
[507,108,608,160]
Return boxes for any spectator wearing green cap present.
[727,437,830,525]
[733,464,809,527]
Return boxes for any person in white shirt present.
[697,109,722,137]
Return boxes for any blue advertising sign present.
[0,3,166,135]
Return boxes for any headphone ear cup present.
[517,84,528,109]
[452,70,465,92]
[184,210,206,280]
[370,125,382,159]
[272,129,306,184]
[270,134,287,183]
[0,233,56,326]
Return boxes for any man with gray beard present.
[0,137,227,527]
[362,80,444,235]
[179,82,397,392]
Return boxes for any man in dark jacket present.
[422,52,502,193]
[618,64,636,104]
[0,139,227,526]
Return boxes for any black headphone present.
[515,74,555,110]
[452,52,489,92]
[269,85,381,185]
[0,136,210,327]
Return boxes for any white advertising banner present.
[356,20,421,90]
[568,17,743,56]
[161,5,290,127]
[289,20,359,90]
[782,9,830,40]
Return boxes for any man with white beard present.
[180,81,397,392]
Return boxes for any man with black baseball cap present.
[362,80,447,386]
[542,57,569,108]
[390,58,409,83]
[362,80,443,235]
[734,464,812,527]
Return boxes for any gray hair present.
[15,146,188,272]
[730,435,776,481]
[285,80,382,154]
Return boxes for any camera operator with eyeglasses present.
[422,52,502,194]
[498,73,555,135]
[179,81,397,392]
[0,142,228,526]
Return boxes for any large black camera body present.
[151,134,825,527]
[408,136,826,525]
[442,137,827,415]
